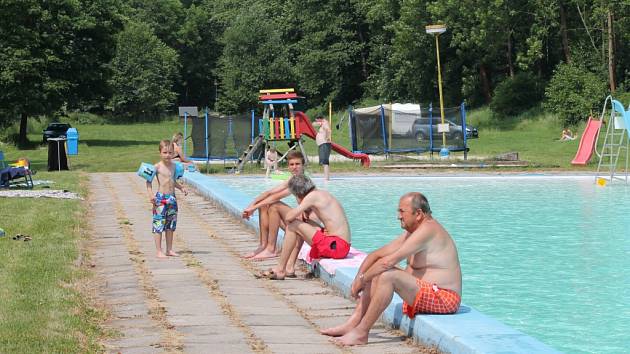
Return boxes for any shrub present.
[544,62,607,126]
[612,90,630,107]
[490,72,544,117]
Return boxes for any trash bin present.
[47,138,68,171]
[66,128,79,155]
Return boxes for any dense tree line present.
[1,0,628,144]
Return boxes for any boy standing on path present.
[146,140,188,258]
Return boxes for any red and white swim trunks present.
[402,279,461,318]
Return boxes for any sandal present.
[254,269,275,279]
[254,269,285,280]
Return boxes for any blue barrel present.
[66,128,79,155]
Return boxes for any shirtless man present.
[321,192,462,346]
[241,150,305,260]
[313,116,332,180]
[258,174,351,280]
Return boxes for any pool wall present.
[185,172,560,354]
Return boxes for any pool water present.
[216,175,630,354]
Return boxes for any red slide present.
[571,116,602,165]
[294,111,370,167]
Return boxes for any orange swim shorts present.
[402,279,461,318]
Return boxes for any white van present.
[390,103,421,136]
[353,103,422,136]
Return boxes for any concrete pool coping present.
[184,171,561,354]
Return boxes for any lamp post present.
[425,24,449,158]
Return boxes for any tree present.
[216,1,292,113]
[126,0,184,48]
[544,62,606,126]
[175,2,223,108]
[0,0,123,144]
[108,22,180,118]
[285,0,365,107]
[377,0,436,103]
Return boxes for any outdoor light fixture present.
[425,24,449,158]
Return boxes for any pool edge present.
[184,172,561,354]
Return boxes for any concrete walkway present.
[89,173,437,354]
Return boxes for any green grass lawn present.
[465,108,590,169]
[2,120,180,172]
[0,172,107,353]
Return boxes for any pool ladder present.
[595,96,629,184]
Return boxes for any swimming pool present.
[216,175,629,354]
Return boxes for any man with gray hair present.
[321,192,462,346]
[256,174,351,280]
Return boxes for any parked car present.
[42,123,72,143]
[411,117,478,143]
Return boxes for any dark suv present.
[411,117,478,143]
[42,123,71,143]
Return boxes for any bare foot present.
[251,249,279,260]
[333,328,368,346]
[242,246,265,259]
[156,252,168,259]
[320,322,356,337]
[166,250,179,257]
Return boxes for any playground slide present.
[294,111,370,167]
[571,116,603,165]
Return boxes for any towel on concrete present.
[298,243,367,275]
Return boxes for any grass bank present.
[0,172,107,353]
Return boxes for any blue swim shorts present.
[152,192,178,233]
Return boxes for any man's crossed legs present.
[257,202,321,279]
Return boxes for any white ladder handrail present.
[594,95,613,159]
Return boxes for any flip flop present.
[254,269,275,279]
[267,273,284,280]
[254,269,285,280]
[285,272,297,278]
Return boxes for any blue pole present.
[205,109,209,160]
[184,112,188,158]
[428,103,433,156]
[379,105,387,153]
[461,101,467,145]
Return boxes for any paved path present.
[89,173,437,354]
